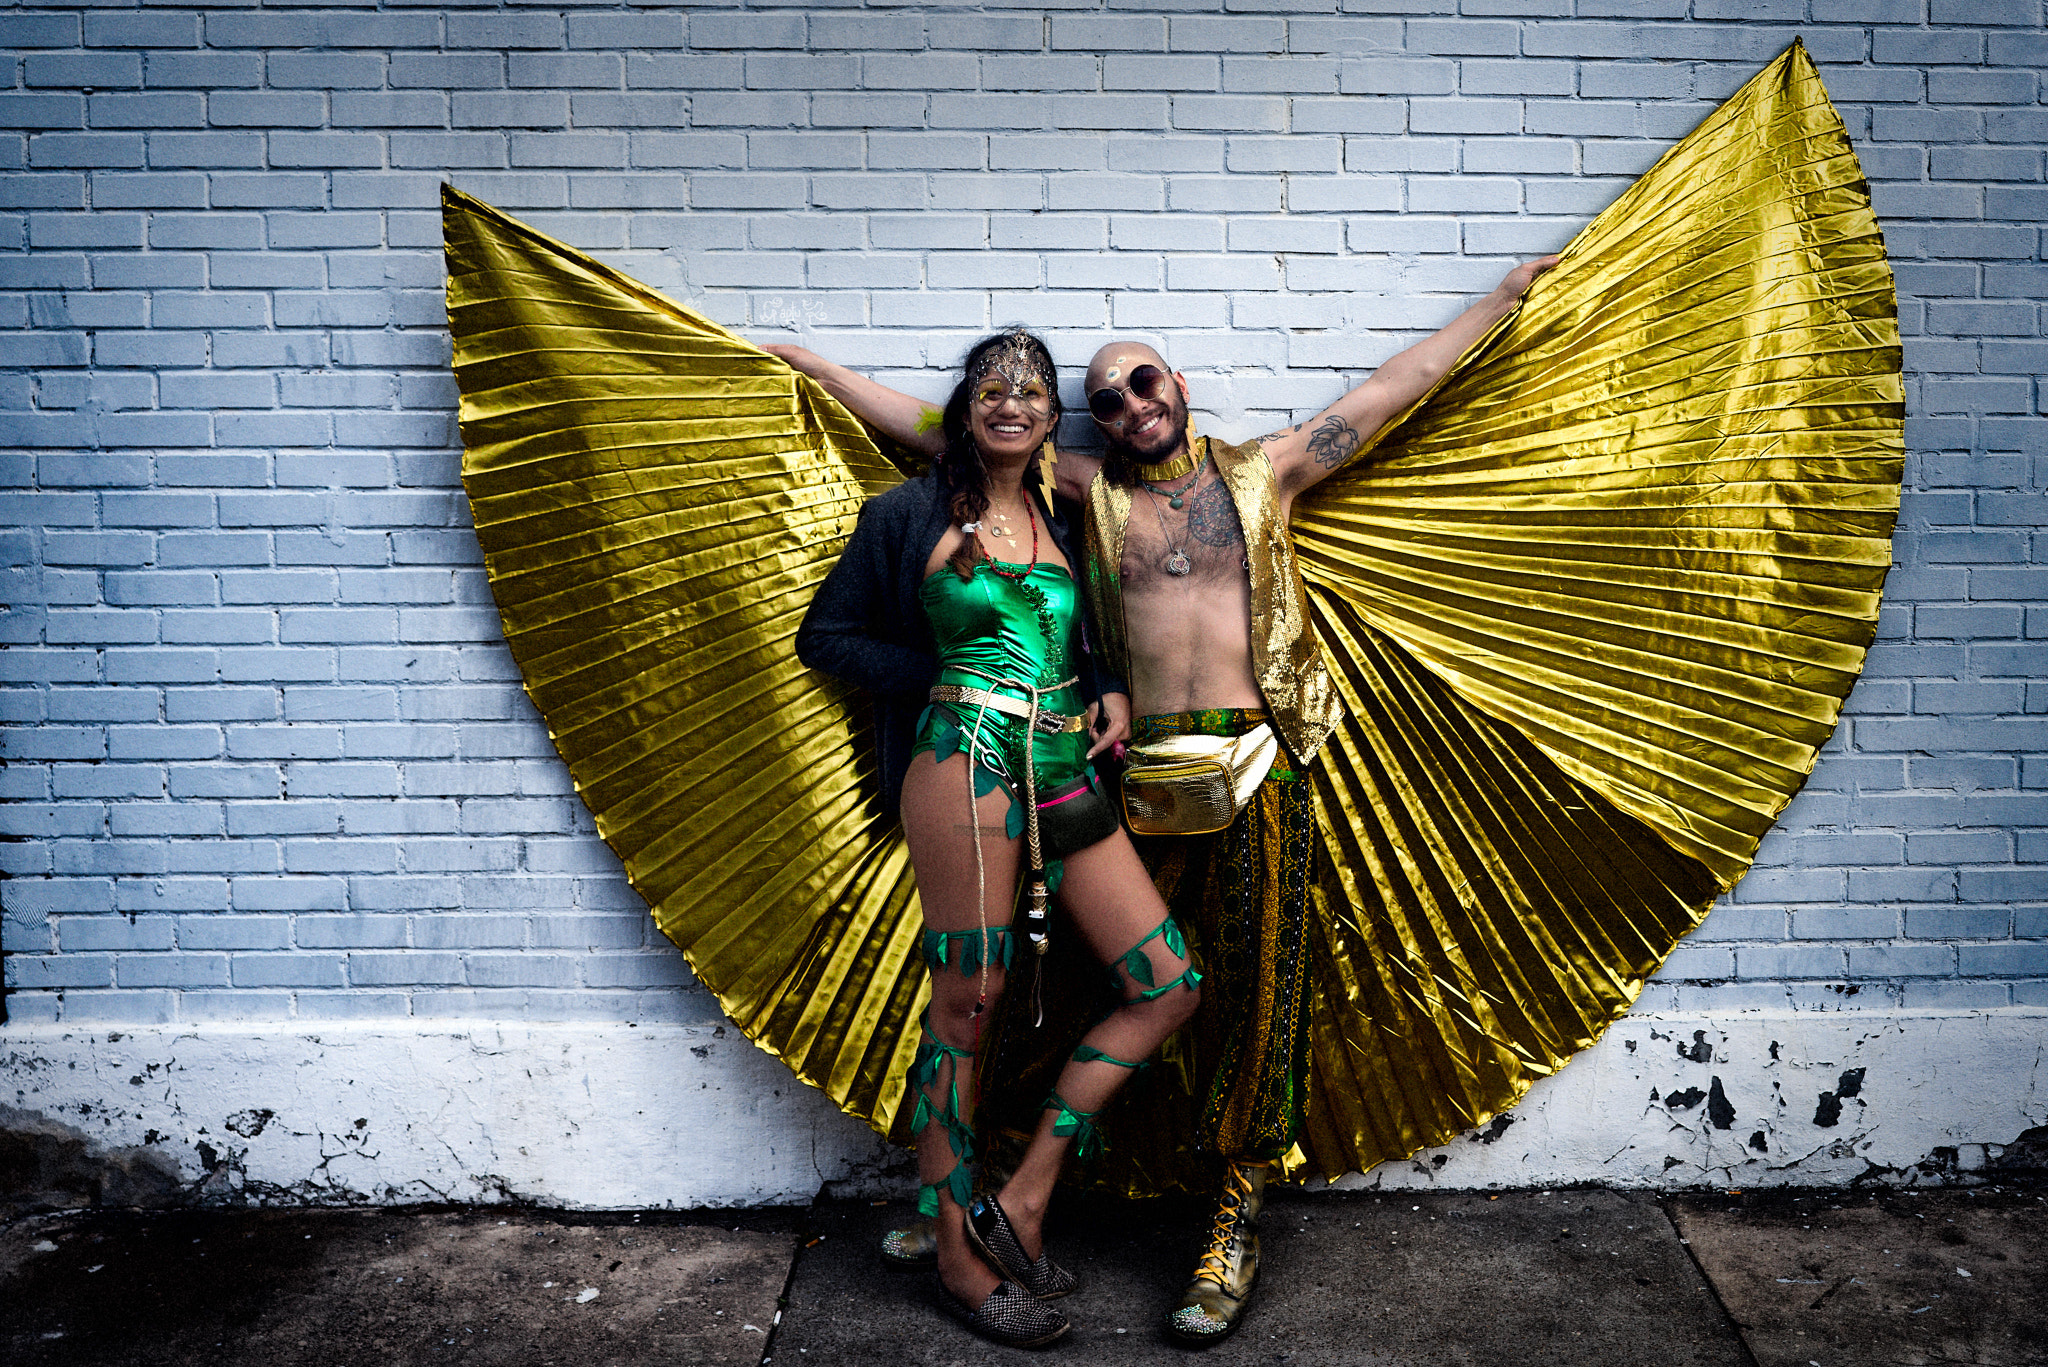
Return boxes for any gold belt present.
[930,684,1086,735]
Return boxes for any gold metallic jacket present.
[1085,434,1343,765]
[444,42,1902,1191]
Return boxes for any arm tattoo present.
[1305,413,1362,469]
[1183,477,1245,548]
[1257,420,1305,446]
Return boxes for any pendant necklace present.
[1142,482,1193,577]
[1140,454,1206,510]
[985,498,1039,580]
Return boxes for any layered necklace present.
[963,495,1038,579]
[1139,453,1207,577]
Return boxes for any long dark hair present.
[937,329,1060,580]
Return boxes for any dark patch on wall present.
[224,1109,274,1139]
[1665,1087,1707,1112]
[1473,1114,1516,1145]
[1706,1077,1735,1131]
[0,1104,185,1218]
[1748,1131,1768,1152]
[1679,1030,1713,1063]
[1996,1126,2048,1175]
[1813,1068,1866,1128]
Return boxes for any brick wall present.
[2,3,2043,1029]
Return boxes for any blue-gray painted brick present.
[1054,15,1167,50]
[929,16,1043,50]
[1105,55,1221,91]
[231,953,347,988]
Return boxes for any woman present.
[787,330,1201,1349]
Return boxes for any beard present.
[1100,391,1191,482]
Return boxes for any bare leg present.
[898,749,1023,1309]
[994,826,1201,1259]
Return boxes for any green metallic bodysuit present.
[913,560,1092,813]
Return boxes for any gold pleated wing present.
[1286,41,1903,1178]
[443,186,930,1131]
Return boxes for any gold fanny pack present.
[1120,722,1279,836]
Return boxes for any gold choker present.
[1133,449,1197,483]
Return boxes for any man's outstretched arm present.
[1260,255,1561,499]
[761,344,947,458]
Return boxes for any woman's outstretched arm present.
[762,344,947,458]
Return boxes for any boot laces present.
[1192,1169,1254,1283]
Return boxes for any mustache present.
[1104,406,1187,452]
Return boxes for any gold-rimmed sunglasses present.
[1087,364,1173,421]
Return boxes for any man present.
[1052,254,1556,1344]
[765,251,1557,1343]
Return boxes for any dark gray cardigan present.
[795,472,1123,810]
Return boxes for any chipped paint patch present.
[3,1023,895,1211]
[1322,1010,2048,1192]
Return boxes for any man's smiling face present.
[1086,342,1191,463]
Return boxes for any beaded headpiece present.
[965,330,1055,400]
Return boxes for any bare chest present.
[1117,475,1250,591]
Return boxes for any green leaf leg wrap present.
[1138,966,1202,1002]
[1045,1090,1104,1161]
[1110,916,1192,995]
[908,1008,978,1215]
[920,926,1015,976]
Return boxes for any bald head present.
[1085,340,1169,393]
[1084,340,1191,471]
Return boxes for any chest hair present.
[1119,473,1249,590]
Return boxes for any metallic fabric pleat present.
[1294,600,1722,1179]
[443,185,927,1132]
[1294,41,1903,890]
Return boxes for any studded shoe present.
[965,1193,1080,1300]
[938,1276,1071,1349]
[1165,1160,1267,1347]
[879,1215,938,1268]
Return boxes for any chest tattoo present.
[1183,477,1245,548]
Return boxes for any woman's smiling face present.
[966,370,1054,460]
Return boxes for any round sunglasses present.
[1088,364,1173,421]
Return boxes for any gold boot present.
[878,1214,938,1267]
[1166,1160,1266,1347]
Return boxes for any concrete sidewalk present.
[3,1185,2042,1366]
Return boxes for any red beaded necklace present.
[983,496,1039,580]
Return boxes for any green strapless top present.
[919,560,1078,696]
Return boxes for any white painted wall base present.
[1323,1010,2048,1192]
[3,1022,898,1209]
[5,1011,2043,1209]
